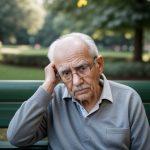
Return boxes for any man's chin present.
[74,93,91,102]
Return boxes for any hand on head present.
[42,63,60,93]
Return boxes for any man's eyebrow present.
[75,61,89,67]
[75,63,88,69]
[58,60,89,72]
[58,67,70,73]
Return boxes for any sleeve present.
[129,90,150,150]
[7,86,52,147]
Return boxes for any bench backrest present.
[0,80,150,128]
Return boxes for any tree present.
[46,0,150,61]
[0,0,45,44]
[90,0,150,62]
[35,14,60,47]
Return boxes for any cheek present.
[65,83,74,95]
[88,73,100,90]
[89,71,100,83]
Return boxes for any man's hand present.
[42,63,60,93]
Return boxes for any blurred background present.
[0,0,150,141]
[0,0,150,80]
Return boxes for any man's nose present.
[72,73,83,86]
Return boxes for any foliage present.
[0,45,149,79]
[0,0,45,44]
[87,0,150,29]
[101,51,133,61]
[104,61,150,79]
[46,0,150,32]
[145,29,150,43]
[0,61,150,80]
[44,0,150,61]
[1,45,149,68]
[0,45,132,67]
[1,53,49,67]
[35,14,60,47]
[1,46,49,67]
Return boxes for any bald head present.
[48,32,99,62]
[51,36,90,62]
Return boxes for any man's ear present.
[96,55,104,74]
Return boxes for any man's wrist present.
[42,81,55,94]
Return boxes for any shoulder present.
[109,80,142,105]
[109,80,139,95]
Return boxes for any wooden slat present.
[0,80,43,102]
[0,103,21,127]
[144,103,150,123]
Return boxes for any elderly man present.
[7,33,150,150]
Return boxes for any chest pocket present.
[106,128,130,150]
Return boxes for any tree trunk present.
[133,0,144,62]
[0,31,4,43]
[133,26,143,62]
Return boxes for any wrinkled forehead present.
[51,36,92,63]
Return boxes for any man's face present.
[53,37,103,103]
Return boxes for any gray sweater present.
[7,75,150,150]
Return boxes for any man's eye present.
[78,65,88,71]
[62,70,71,76]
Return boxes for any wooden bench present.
[0,80,150,149]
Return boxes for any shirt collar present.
[62,86,72,100]
[62,73,113,103]
[100,74,113,103]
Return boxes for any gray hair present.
[48,32,99,61]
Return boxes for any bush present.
[1,47,149,79]
[104,61,150,79]
[1,45,49,67]
[1,53,49,67]
[101,51,132,62]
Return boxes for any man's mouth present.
[74,88,90,96]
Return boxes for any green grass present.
[0,64,44,80]
[0,45,47,80]
[0,128,7,141]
